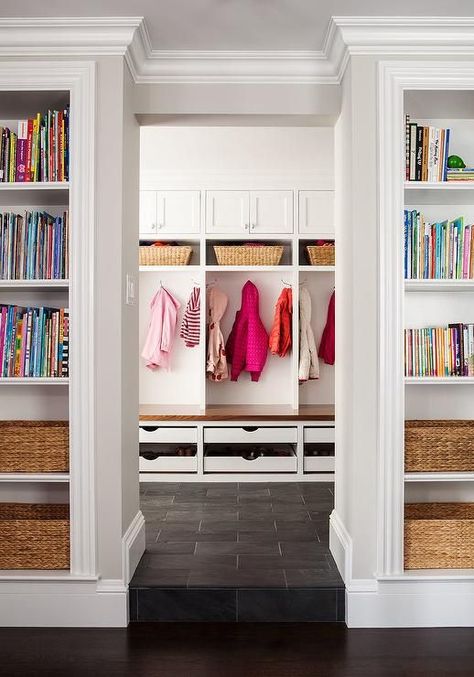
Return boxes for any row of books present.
[447,168,474,182]
[0,107,69,183]
[0,211,69,280]
[404,210,474,279]
[0,304,69,378]
[405,116,450,182]
[405,325,474,377]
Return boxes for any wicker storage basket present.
[405,503,474,569]
[213,245,283,266]
[0,503,70,569]
[405,420,474,473]
[0,421,69,473]
[306,244,335,266]
[139,245,192,266]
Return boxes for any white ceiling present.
[1,1,474,51]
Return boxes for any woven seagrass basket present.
[0,503,70,569]
[405,420,474,472]
[306,244,335,266]
[213,245,283,266]
[405,503,474,569]
[0,421,69,473]
[139,245,192,266]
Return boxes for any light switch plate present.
[126,273,136,305]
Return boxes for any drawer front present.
[139,426,198,444]
[140,455,198,473]
[204,426,297,444]
[304,456,335,473]
[303,426,335,444]
[204,455,297,474]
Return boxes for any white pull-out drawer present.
[303,426,335,444]
[204,454,297,474]
[204,426,297,444]
[304,456,335,473]
[139,426,198,444]
[140,455,198,473]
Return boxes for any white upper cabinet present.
[250,190,293,234]
[206,190,250,234]
[139,190,158,235]
[298,190,335,236]
[139,190,201,235]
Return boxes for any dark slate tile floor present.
[130,482,344,622]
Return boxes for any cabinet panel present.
[156,190,201,234]
[298,190,334,235]
[139,190,158,235]
[205,190,249,234]
[204,426,297,444]
[250,190,293,234]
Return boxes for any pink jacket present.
[141,287,180,370]
[225,280,269,382]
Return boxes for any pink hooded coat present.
[225,280,269,382]
[141,286,180,370]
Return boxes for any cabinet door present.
[250,190,293,234]
[205,191,250,234]
[156,190,201,234]
[298,190,334,235]
[139,190,158,235]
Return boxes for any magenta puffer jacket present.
[225,280,269,382]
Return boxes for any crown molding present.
[0,17,142,56]
[2,16,474,84]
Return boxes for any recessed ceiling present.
[2,0,474,51]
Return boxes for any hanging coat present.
[319,291,335,365]
[298,285,319,382]
[269,287,292,357]
[180,286,200,348]
[141,286,180,370]
[226,280,269,382]
[206,286,229,381]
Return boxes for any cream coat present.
[298,286,319,382]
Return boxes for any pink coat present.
[319,291,335,365]
[141,287,180,370]
[225,280,268,382]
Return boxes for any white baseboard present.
[122,510,146,584]
[330,510,474,627]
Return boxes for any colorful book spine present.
[405,116,450,182]
[405,324,474,377]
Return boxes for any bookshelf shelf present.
[0,279,69,290]
[0,473,69,483]
[404,279,474,292]
[0,377,69,385]
[405,377,474,385]
[405,472,474,482]
[404,181,474,190]
[0,182,69,191]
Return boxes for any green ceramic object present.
[447,155,466,169]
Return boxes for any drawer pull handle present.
[141,426,160,433]
[140,451,160,460]
[242,426,259,433]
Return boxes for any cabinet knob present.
[251,223,256,230]
[157,223,163,229]
[244,223,249,230]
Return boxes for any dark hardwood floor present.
[1,623,474,676]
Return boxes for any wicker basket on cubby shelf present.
[404,503,474,569]
[213,245,283,266]
[139,245,192,266]
[405,420,474,473]
[306,244,335,266]
[0,421,69,473]
[0,503,70,569]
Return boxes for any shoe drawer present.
[303,456,335,473]
[303,426,335,444]
[139,425,197,444]
[204,426,297,444]
[204,443,297,473]
[140,455,198,473]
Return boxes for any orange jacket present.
[269,288,292,357]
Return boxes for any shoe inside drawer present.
[139,442,197,473]
[303,426,335,444]
[139,425,197,444]
[304,440,335,474]
[204,443,297,473]
[204,426,297,444]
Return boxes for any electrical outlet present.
[126,273,136,305]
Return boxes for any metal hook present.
[281,279,292,287]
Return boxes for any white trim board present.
[3,17,474,84]
[122,511,146,585]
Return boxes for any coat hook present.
[281,278,292,287]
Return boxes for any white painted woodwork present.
[139,426,197,443]
[298,190,335,235]
[304,456,335,472]
[303,426,335,443]
[204,454,297,474]
[139,190,157,234]
[203,426,298,444]
[139,456,198,473]
[205,190,249,234]
[156,190,201,234]
[250,190,293,234]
